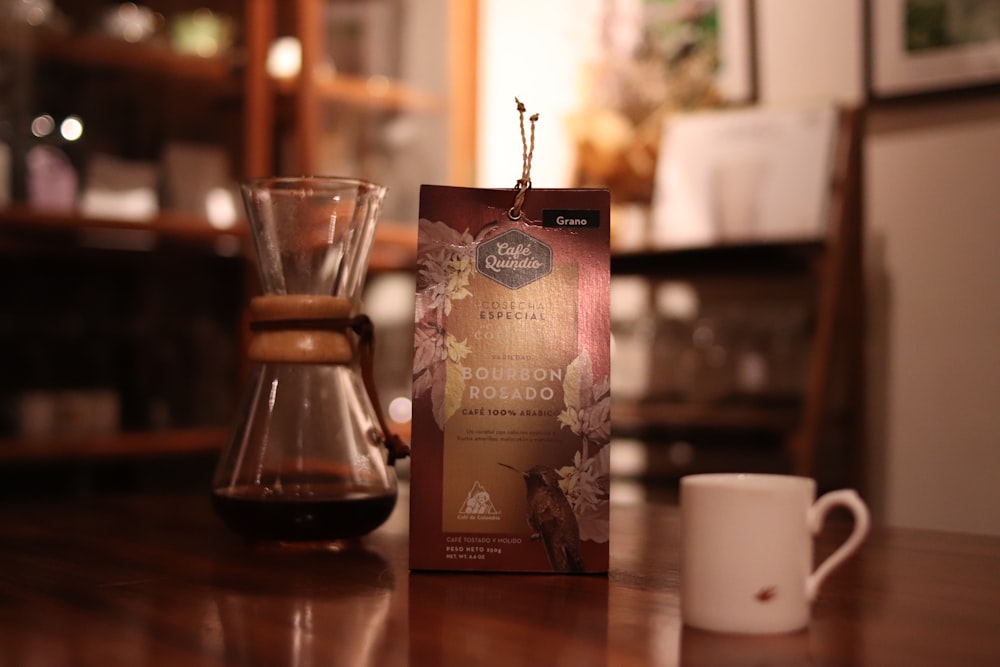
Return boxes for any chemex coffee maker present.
[212,177,409,544]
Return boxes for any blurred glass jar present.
[610,276,654,401]
[101,3,160,43]
[676,316,731,403]
[170,8,235,57]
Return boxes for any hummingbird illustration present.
[499,463,585,573]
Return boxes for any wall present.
[392,0,451,216]
[757,0,1000,536]
[756,0,864,105]
[477,0,1000,534]
[476,0,602,188]
[864,99,1000,535]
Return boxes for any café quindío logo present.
[475,229,552,289]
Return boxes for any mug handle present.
[806,489,871,601]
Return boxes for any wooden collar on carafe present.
[248,295,358,364]
[247,294,411,464]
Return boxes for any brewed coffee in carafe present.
[212,177,409,543]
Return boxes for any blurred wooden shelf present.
[0,30,241,85]
[0,427,227,464]
[0,1,460,474]
[310,72,441,112]
[273,71,442,113]
[608,108,864,485]
[370,222,417,272]
[0,206,415,269]
[613,399,801,433]
[0,205,249,258]
[0,204,248,242]
[611,239,826,278]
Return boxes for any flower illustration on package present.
[412,218,485,429]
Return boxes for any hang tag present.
[410,184,611,573]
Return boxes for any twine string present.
[509,97,538,221]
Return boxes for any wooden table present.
[1,484,998,666]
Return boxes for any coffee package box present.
[410,185,610,573]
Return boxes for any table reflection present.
[408,573,610,666]
[212,545,396,666]
[680,627,814,667]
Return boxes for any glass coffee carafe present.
[212,177,409,544]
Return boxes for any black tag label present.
[542,209,601,229]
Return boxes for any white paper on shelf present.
[80,153,159,221]
[650,104,839,248]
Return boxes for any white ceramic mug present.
[680,473,870,634]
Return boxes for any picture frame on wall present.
[867,0,1000,99]
[569,0,758,207]
[716,0,758,104]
